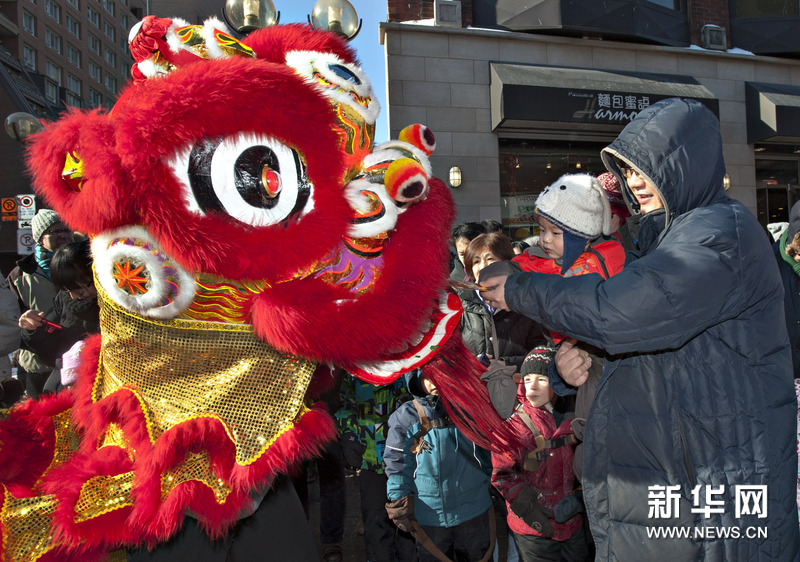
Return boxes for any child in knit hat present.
[513,173,625,481]
[491,345,589,561]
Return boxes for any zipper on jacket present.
[678,422,695,485]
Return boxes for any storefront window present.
[646,0,682,10]
[498,138,608,240]
[754,145,800,229]
[736,0,799,18]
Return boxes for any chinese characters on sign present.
[647,485,768,519]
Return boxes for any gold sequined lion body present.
[0,16,506,561]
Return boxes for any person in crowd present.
[511,173,624,480]
[17,239,99,394]
[450,222,486,282]
[596,172,636,252]
[0,272,19,385]
[491,346,589,562]
[8,209,73,398]
[336,373,416,562]
[291,371,347,562]
[461,232,547,370]
[481,219,504,234]
[511,241,530,256]
[459,233,547,419]
[479,98,799,559]
[773,199,800,520]
[385,369,494,562]
[776,200,800,378]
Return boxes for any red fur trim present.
[67,337,337,547]
[304,365,342,403]
[422,334,521,451]
[0,392,72,492]
[42,447,135,551]
[244,23,358,66]
[29,56,351,282]
[251,177,455,364]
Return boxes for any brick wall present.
[387,0,470,27]
[688,0,730,47]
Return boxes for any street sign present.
[16,195,35,222]
[17,229,34,255]
[1,198,16,222]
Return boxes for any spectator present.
[481,219,504,234]
[451,222,486,282]
[491,346,589,562]
[291,371,347,562]
[385,369,494,562]
[0,273,19,385]
[18,240,99,394]
[8,209,73,398]
[336,373,416,562]
[596,172,636,252]
[511,173,625,480]
[479,98,799,559]
[459,233,547,418]
[776,200,800,378]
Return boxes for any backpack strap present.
[410,399,433,454]
[516,410,576,472]
[587,247,611,279]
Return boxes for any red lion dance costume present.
[0,16,509,561]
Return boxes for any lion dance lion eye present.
[261,167,282,198]
[170,132,311,228]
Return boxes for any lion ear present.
[27,110,132,236]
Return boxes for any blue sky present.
[276,2,389,143]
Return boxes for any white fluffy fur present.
[343,178,399,239]
[165,18,192,54]
[202,17,234,59]
[284,50,380,125]
[92,226,197,320]
[368,142,433,179]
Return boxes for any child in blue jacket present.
[384,369,495,561]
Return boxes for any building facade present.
[382,0,800,238]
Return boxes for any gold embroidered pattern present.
[42,410,80,484]
[1,491,57,561]
[93,289,317,465]
[161,451,231,504]
[73,472,135,523]
[183,275,266,323]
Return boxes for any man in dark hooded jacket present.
[480,98,799,561]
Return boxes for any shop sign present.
[503,194,538,225]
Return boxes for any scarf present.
[34,244,53,279]
[779,230,800,278]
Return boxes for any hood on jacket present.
[600,98,727,232]
[404,369,439,408]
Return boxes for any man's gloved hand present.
[340,431,366,470]
[510,487,554,537]
[385,496,416,533]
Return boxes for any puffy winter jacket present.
[491,381,581,540]
[7,252,57,374]
[384,371,492,528]
[503,98,799,560]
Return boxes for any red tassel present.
[421,334,520,451]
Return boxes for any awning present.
[491,63,719,133]
[746,81,800,144]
